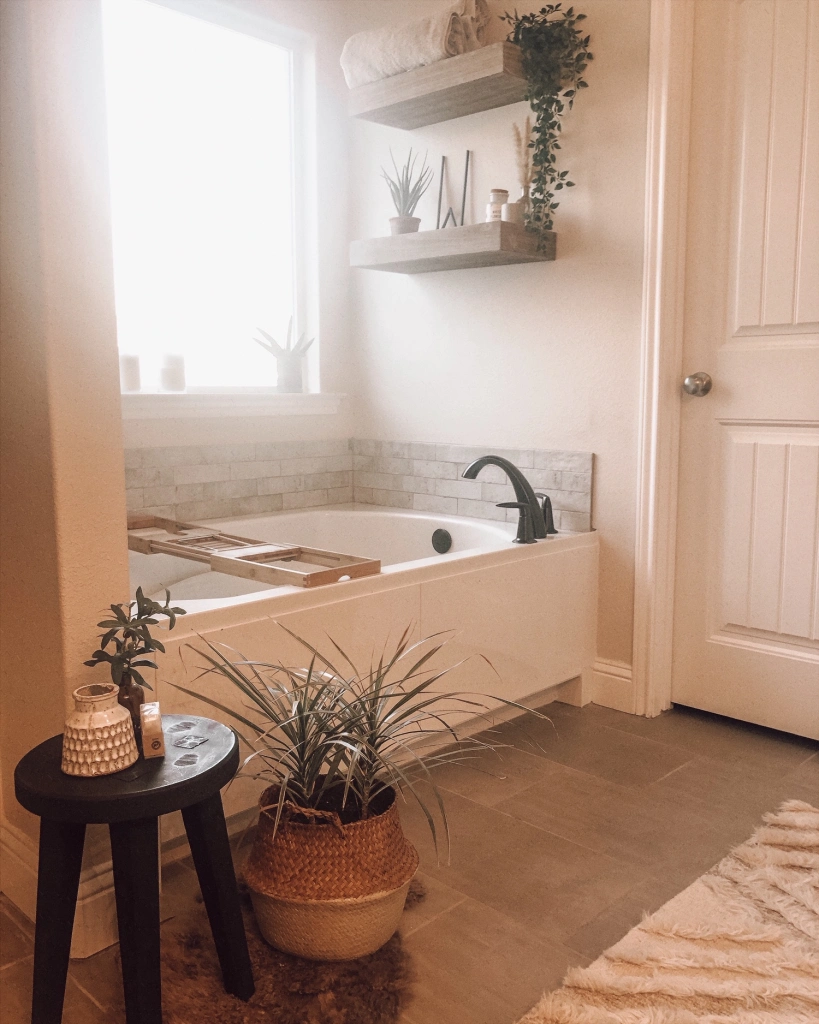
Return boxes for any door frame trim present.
[632,0,696,716]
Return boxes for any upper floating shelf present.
[348,42,527,130]
[350,221,556,275]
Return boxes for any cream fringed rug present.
[519,800,819,1024]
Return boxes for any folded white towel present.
[340,0,490,90]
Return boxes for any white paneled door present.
[672,0,819,739]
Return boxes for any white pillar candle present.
[160,354,186,392]
[501,202,524,224]
[119,353,141,392]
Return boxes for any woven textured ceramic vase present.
[61,683,139,777]
[245,786,418,961]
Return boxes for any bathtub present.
[130,507,523,609]
[143,504,597,841]
[139,502,597,706]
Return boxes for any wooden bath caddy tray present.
[127,515,381,589]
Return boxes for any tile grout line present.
[402,893,469,938]
[0,952,33,972]
[429,780,648,865]
[67,972,111,1014]
[651,759,697,785]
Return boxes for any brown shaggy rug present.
[161,879,425,1024]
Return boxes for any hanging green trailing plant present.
[501,5,592,245]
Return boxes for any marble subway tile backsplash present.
[125,439,353,523]
[125,438,593,532]
[351,440,593,532]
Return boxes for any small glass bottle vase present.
[118,675,145,746]
[517,186,532,221]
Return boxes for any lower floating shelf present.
[349,221,556,274]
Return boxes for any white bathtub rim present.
[154,519,598,635]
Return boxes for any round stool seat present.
[15,715,237,823]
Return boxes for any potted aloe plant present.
[254,317,314,394]
[174,623,542,961]
[382,148,433,234]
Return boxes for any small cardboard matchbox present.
[140,702,166,758]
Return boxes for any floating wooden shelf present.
[349,221,555,274]
[348,42,527,130]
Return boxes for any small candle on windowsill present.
[160,354,186,392]
[119,353,141,392]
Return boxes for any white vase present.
[389,216,421,235]
[61,683,139,777]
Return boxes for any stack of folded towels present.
[341,0,491,89]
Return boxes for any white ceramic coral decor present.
[61,683,139,777]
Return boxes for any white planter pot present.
[61,683,139,777]
[389,216,421,235]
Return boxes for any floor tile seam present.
[432,781,636,861]
[432,786,651,868]
[401,893,469,937]
[0,952,33,972]
[438,773,718,843]
[0,910,34,949]
[67,970,110,1013]
[790,749,819,770]
[572,715,812,769]
[0,903,36,941]
[406,886,587,963]
[477,739,700,790]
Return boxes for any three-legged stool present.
[14,714,255,1024]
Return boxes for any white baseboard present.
[0,821,38,924]
[0,820,119,958]
[590,658,636,714]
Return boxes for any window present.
[102,0,307,392]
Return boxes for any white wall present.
[343,1,650,668]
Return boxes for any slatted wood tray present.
[127,516,381,589]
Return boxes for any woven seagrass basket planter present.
[245,785,419,961]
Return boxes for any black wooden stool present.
[14,714,255,1024]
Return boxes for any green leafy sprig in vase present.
[85,587,185,741]
[501,4,592,247]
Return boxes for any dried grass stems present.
[513,116,533,195]
[173,624,549,858]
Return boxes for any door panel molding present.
[731,0,818,332]
[716,426,819,643]
[632,0,695,716]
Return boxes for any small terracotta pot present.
[61,683,139,777]
[389,216,421,235]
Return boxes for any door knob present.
[682,371,713,397]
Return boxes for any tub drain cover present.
[432,529,452,554]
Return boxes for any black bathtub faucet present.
[461,456,547,541]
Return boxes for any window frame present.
[108,0,321,402]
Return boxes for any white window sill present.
[120,391,344,420]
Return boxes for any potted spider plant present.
[382,148,433,235]
[173,623,539,961]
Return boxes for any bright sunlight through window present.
[102,0,297,391]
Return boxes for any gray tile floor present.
[2,702,817,1024]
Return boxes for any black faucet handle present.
[496,502,536,544]
[533,493,558,535]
